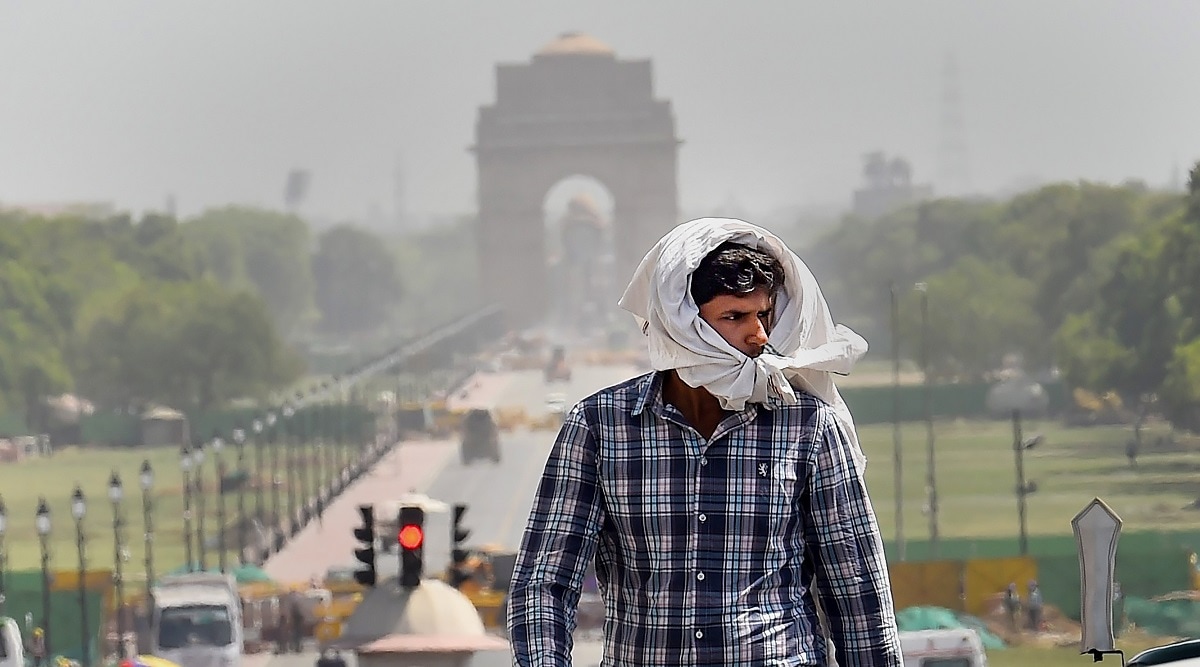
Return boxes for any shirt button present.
[698,513,707,522]
[696,572,705,581]
[695,630,704,639]
[700,457,708,466]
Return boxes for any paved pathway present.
[262,372,513,583]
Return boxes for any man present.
[1002,582,1022,632]
[508,219,902,666]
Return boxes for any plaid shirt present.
[508,372,902,667]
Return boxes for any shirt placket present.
[692,422,744,663]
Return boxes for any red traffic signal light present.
[398,524,424,550]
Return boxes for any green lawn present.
[858,418,1198,541]
[0,443,328,575]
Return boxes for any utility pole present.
[917,283,940,557]
[889,281,905,561]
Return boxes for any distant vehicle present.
[150,572,243,667]
[1128,638,1200,666]
[898,629,987,667]
[544,346,572,383]
[461,409,501,465]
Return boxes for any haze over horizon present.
[2,0,1198,225]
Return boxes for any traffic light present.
[397,505,425,588]
[352,504,377,586]
[448,503,472,589]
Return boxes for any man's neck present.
[661,370,728,440]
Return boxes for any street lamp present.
[71,486,91,667]
[251,419,264,550]
[266,412,280,558]
[194,444,207,571]
[108,472,128,660]
[35,497,52,655]
[915,281,940,556]
[0,495,8,616]
[1012,410,1043,556]
[180,448,194,571]
[108,472,127,657]
[139,459,155,618]
[283,405,298,537]
[212,437,228,572]
[234,428,248,563]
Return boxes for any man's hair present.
[690,241,786,306]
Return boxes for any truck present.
[898,629,987,667]
[149,572,243,667]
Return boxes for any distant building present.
[851,152,933,220]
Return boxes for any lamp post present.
[889,281,905,562]
[0,495,7,616]
[35,497,52,656]
[1012,410,1043,556]
[252,419,264,540]
[276,407,292,550]
[108,473,128,660]
[915,281,940,557]
[194,444,207,571]
[233,428,247,564]
[268,411,282,556]
[71,486,91,667]
[212,437,227,572]
[284,405,297,537]
[180,448,194,571]
[139,460,155,618]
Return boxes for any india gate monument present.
[472,32,681,325]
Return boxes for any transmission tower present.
[938,52,971,197]
[393,151,408,231]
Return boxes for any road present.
[258,363,641,667]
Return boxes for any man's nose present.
[747,321,769,346]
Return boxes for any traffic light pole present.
[352,505,377,587]
[450,503,472,589]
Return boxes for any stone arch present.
[472,32,681,324]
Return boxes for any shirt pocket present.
[747,459,798,537]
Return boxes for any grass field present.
[2,418,1193,572]
[0,442,329,578]
[857,417,1198,541]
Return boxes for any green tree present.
[76,281,305,410]
[898,257,1043,381]
[0,253,72,429]
[1056,164,1200,432]
[184,206,315,336]
[312,224,404,335]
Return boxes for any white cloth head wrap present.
[618,217,869,472]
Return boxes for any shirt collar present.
[631,371,662,416]
[632,370,781,418]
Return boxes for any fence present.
[886,530,1200,620]
[2,569,112,665]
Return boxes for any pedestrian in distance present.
[508,218,903,666]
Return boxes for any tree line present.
[0,205,415,431]
[805,163,1200,431]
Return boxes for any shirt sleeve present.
[507,402,606,667]
[802,406,904,667]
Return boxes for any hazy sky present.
[2,1,1197,223]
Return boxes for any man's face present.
[698,287,774,358]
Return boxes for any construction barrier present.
[888,556,1038,616]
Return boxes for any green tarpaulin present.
[895,606,1007,650]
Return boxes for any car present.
[460,408,501,465]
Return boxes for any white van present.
[899,629,988,667]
